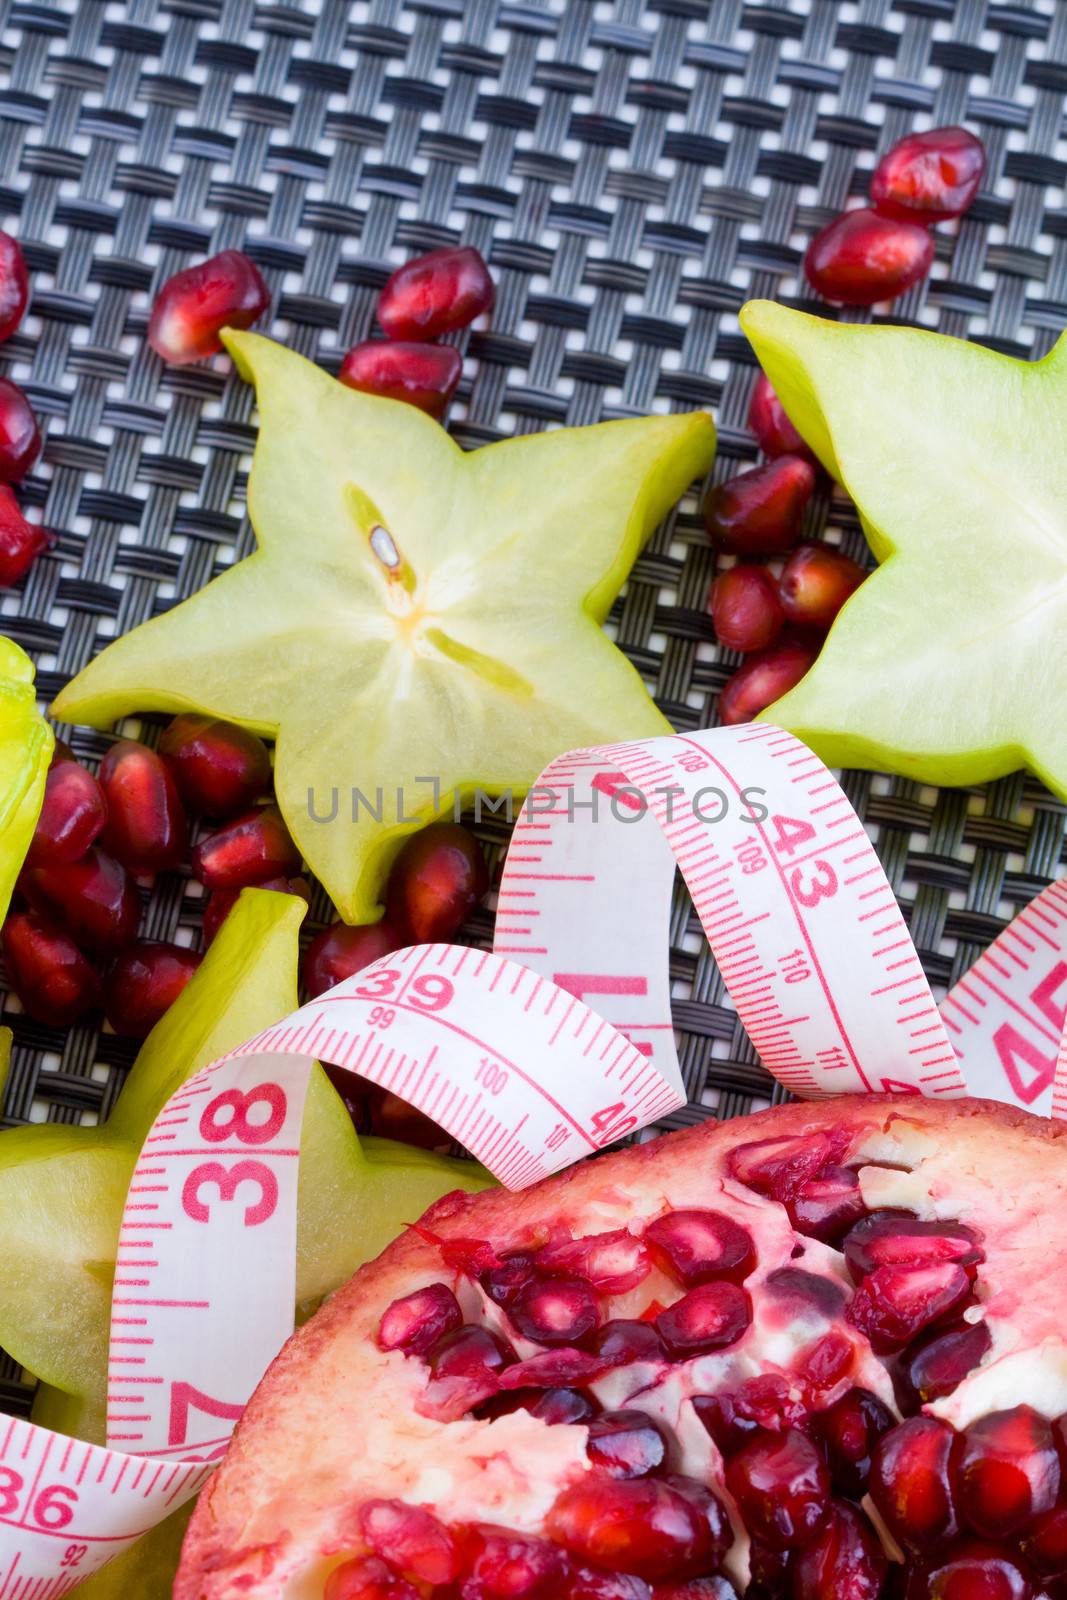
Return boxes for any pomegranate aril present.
[869,1414,959,1552]
[0,232,28,343]
[664,1477,732,1568]
[779,545,865,633]
[509,1275,599,1348]
[805,208,934,307]
[810,1386,893,1498]
[378,246,493,341]
[656,1281,750,1358]
[1021,1504,1067,1579]
[703,456,816,557]
[368,1086,448,1151]
[729,1130,846,1202]
[591,1320,667,1365]
[302,920,403,998]
[692,1391,760,1458]
[27,759,107,866]
[764,1266,846,1319]
[796,1328,854,1390]
[914,1540,1033,1600]
[746,1539,791,1598]
[748,371,811,461]
[2,910,100,1025]
[530,1387,599,1425]
[159,714,271,818]
[377,1282,461,1355]
[724,1427,832,1550]
[428,1323,514,1382]
[99,739,188,873]
[956,1405,1060,1539]
[846,1260,971,1352]
[325,1555,418,1600]
[791,1500,887,1600]
[788,1165,866,1244]
[26,847,140,955]
[574,1571,652,1600]
[464,1527,569,1600]
[694,1374,806,1457]
[339,340,462,419]
[645,1209,755,1288]
[202,875,310,946]
[192,804,301,890]
[497,1347,613,1391]
[871,126,986,224]
[893,1318,992,1410]
[652,1580,737,1600]
[586,1409,669,1478]
[358,1499,460,1585]
[547,1476,728,1580]
[148,249,270,364]
[709,566,784,654]
[719,639,818,727]
[386,821,488,943]
[104,941,202,1037]
[482,1252,537,1308]
[0,486,48,585]
[843,1214,982,1282]
[535,1229,651,1297]
[0,377,40,482]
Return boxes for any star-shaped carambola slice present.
[740,299,1067,798]
[53,335,715,921]
[0,635,51,916]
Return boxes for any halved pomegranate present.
[175,1098,1067,1600]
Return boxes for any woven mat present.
[2,0,1066,1419]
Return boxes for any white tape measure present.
[3,724,1066,1592]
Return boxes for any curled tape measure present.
[6,723,1067,1592]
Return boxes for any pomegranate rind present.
[177,1096,1067,1599]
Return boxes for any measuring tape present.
[4,723,1067,1592]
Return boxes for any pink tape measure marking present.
[3,724,1066,1591]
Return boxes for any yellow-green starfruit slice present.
[0,634,51,918]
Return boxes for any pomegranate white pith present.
[175,1097,1067,1600]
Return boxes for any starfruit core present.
[0,633,51,917]
[52,333,716,922]
[0,887,491,1449]
[740,299,1067,800]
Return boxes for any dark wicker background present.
[2,0,1066,1420]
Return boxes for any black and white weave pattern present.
[0,0,1065,1416]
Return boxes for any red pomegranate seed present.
[0,486,48,585]
[508,1275,599,1348]
[148,249,269,365]
[159,714,271,818]
[104,941,201,1037]
[2,910,100,1025]
[464,1526,568,1600]
[202,875,310,946]
[302,920,403,998]
[0,377,40,482]
[871,126,986,224]
[779,545,866,633]
[547,1476,727,1579]
[1022,1504,1067,1579]
[645,1209,755,1287]
[797,1328,854,1390]
[805,208,934,307]
[893,1318,992,1410]
[792,1500,887,1600]
[747,371,811,461]
[427,1324,513,1383]
[378,246,493,341]
[729,1130,846,1202]
[810,1387,893,1498]
[652,1582,737,1600]
[694,1374,806,1457]
[586,1409,669,1478]
[664,1477,732,1567]
[725,1428,832,1550]
[591,1320,667,1365]
[0,232,28,343]
[576,1573,653,1600]
[788,1165,866,1243]
[482,1253,537,1308]
[192,804,301,890]
[719,638,818,726]
[531,1387,599,1425]
[99,740,187,873]
[325,1556,418,1600]
[709,565,784,654]
[535,1229,651,1297]
[655,1282,750,1358]
[847,1261,971,1352]
[358,1499,460,1585]
[368,1087,448,1151]
[703,456,816,557]
[913,1540,1033,1600]
[746,1542,790,1596]
[26,847,140,954]
[843,1214,982,1282]
[870,1415,959,1552]
[955,1405,1060,1539]
[339,340,462,418]
[27,759,107,867]
[385,822,488,943]
[377,1282,461,1355]
[765,1266,847,1319]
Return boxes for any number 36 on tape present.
[7,722,1067,1592]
